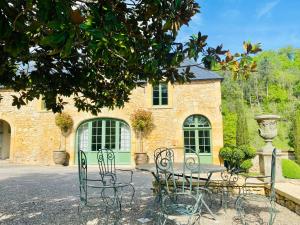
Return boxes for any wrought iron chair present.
[154,147,211,225]
[219,167,244,211]
[78,149,135,223]
[235,148,277,225]
[97,148,135,210]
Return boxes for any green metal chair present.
[78,149,135,223]
[219,167,243,211]
[154,147,211,225]
[235,148,277,225]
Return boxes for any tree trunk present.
[139,131,143,153]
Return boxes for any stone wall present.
[0,80,223,165]
[265,187,300,216]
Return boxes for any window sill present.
[151,105,173,109]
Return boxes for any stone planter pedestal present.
[255,115,284,181]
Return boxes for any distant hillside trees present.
[222,47,300,151]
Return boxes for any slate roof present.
[179,59,223,81]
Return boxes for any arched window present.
[183,115,211,154]
[77,118,130,152]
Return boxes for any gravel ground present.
[0,163,299,225]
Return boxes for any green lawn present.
[282,159,300,179]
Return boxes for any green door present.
[183,115,213,164]
[75,118,131,165]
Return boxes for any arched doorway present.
[75,118,131,165]
[183,115,212,164]
[0,120,11,160]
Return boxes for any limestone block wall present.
[0,80,223,165]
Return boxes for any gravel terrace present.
[0,162,299,225]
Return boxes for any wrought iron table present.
[136,163,226,220]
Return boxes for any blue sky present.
[177,0,300,53]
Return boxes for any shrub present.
[130,109,154,153]
[130,109,154,136]
[282,159,300,179]
[55,112,73,133]
[219,145,256,172]
[240,145,256,159]
[240,159,253,171]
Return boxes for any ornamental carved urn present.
[255,114,280,153]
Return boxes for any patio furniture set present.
[77,147,278,225]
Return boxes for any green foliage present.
[240,159,253,171]
[294,109,300,164]
[282,159,300,179]
[222,47,300,152]
[55,112,73,133]
[236,102,250,146]
[219,145,256,172]
[223,112,237,146]
[0,1,260,114]
[267,84,288,103]
[130,109,154,137]
[239,145,256,159]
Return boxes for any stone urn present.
[53,150,67,165]
[255,114,283,180]
[134,152,149,165]
[255,114,280,153]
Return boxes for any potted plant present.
[53,112,73,165]
[130,109,154,165]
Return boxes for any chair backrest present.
[154,147,202,195]
[78,150,88,202]
[97,148,117,184]
[270,148,277,199]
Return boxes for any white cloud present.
[257,0,280,19]
[190,13,203,26]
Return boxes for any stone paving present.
[0,161,299,225]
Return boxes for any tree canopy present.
[0,0,260,114]
[222,47,300,150]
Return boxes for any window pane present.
[205,146,211,153]
[153,90,159,98]
[161,97,168,105]
[204,130,209,137]
[153,83,168,106]
[78,123,89,151]
[183,116,196,127]
[91,120,103,151]
[161,84,168,96]
[153,98,159,105]
[199,138,204,145]
[199,145,205,153]
[190,131,195,138]
[205,138,210,145]
[119,123,130,151]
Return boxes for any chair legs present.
[235,196,276,225]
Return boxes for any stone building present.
[0,65,223,166]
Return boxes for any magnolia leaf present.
[70,9,85,24]
[40,32,67,48]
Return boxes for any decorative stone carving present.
[255,115,280,153]
[255,114,284,180]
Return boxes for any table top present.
[136,163,226,174]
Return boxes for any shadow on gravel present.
[0,170,156,225]
[1,169,280,225]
